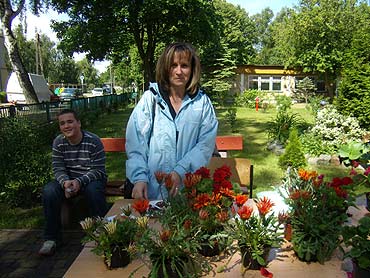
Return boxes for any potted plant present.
[341,216,370,278]
[227,196,284,270]
[137,198,202,278]
[181,165,240,257]
[79,215,139,269]
[281,168,355,263]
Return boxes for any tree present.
[295,77,316,103]
[50,0,218,88]
[75,58,98,90]
[0,0,49,103]
[272,0,359,98]
[336,2,370,129]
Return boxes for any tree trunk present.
[0,0,39,103]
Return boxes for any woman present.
[125,42,218,200]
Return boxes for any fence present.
[0,94,129,124]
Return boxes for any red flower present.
[237,205,253,220]
[213,165,232,183]
[235,194,248,207]
[352,160,360,168]
[183,219,192,230]
[330,177,343,187]
[364,166,370,176]
[260,267,273,278]
[194,167,210,178]
[256,197,274,216]
[132,199,149,216]
[341,176,353,186]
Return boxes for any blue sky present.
[226,0,298,15]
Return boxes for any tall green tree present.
[75,58,98,89]
[0,0,50,103]
[50,0,218,87]
[336,2,370,128]
[272,0,359,97]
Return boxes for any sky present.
[19,0,299,73]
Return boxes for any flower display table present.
[64,199,367,278]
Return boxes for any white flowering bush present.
[307,105,366,151]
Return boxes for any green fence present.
[0,94,129,123]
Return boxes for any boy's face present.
[58,113,81,141]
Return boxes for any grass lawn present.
[0,103,355,228]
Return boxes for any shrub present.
[308,105,366,150]
[0,91,6,103]
[225,108,237,133]
[279,129,307,170]
[0,118,55,207]
[300,132,334,156]
[306,95,329,118]
[235,89,261,108]
[266,112,305,145]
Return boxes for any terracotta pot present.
[107,246,130,269]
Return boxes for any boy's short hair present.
[57,109,80,121]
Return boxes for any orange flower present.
[160,230,171,242]
[164,174,174,189]
[235,194,248,207]
[298,169,318,181]
[199,209,209,220]
[219,187,235,198]
[210,192,222,205]
[237,205,253,220]
[256,197,274,216]
[216,211,229,223]
[154,171,166,184]
[193,193,211,209]
[183,173,202,188]
[132,199,149,216]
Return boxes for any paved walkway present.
[0,228,84,278]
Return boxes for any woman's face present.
[169,52,191,92]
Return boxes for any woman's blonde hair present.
[155,42,201,95]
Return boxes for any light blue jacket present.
[125,83,218,199]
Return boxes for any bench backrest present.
[101,135,243,153]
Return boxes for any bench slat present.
[101,136,243,153]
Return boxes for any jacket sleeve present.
[174,95,218,177]
[125,91,154,184]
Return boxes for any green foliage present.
[275,95,292,113]
[266,112,305,145]
[0,118,56,207]
[342,216,370,270]
[0,91,6,103]
[337,141,370,167]
[306,95,328,117]
[225,108,237,133]
[295,77,316,103]
[235,89,261,108]
[300,132,333,156]
[278,129,306,170]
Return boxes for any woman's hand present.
[132,182,148,199]
[169,171,181,197]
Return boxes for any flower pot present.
[353,261,370,278]
[284,223,292,241]
[240,246,270,270]
[152,258,187,278]
[107,247,130,269]
[199,239,220,257]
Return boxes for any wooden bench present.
[101,135,253,197]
